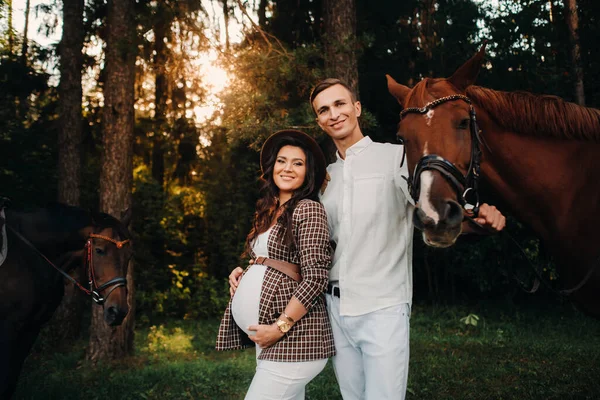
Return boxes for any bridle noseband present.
[400,94,483,216]
[86,233,130,304]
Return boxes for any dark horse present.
[0,201,132,398]
[386,45,600,318]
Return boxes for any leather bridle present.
[86,233,130,304]
[400,94,483,216]
[6,226,130,305]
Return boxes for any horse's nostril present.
[414,207,435,228]
[104,306,125,326]
[444,200,463,226]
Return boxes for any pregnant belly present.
[231,264,267,335]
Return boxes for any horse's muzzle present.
[414,201,463,247]
[104,305,128,326]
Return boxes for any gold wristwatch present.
[276,318,292,333]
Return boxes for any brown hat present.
[260,130,327,196]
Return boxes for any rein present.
[5,226,129,305]
[400,94,483,216]
[465,216,600,296]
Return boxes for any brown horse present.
[0,202,133,398]
[386,46,600,318]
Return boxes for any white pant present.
[326,293,410,400]
[245,354,328,400]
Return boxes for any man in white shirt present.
[311,78,505,399]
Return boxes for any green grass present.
[14,304,600,399]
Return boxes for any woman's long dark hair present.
[245,136,320,255]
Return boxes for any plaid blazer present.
[215,199,335,361]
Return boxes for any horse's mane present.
[466,86,600,142]
[40,202,91,233]
[44,203,130,240]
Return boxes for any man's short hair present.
[309,78,358,112]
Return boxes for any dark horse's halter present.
[400,94,483,216]
[6,226,129,305]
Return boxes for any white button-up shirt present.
[320,136,415,316]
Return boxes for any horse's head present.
[387,45,486,247]
[84,209,133,326]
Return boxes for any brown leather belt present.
[254,256,302,283]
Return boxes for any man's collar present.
[336,136,372,160]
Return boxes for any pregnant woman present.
[216,129,334,399]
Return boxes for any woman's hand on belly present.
[228,267,244,297]
[247,323,285,348]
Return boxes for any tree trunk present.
[322,0,359,97]
[150,3,169,268]
[86,0,136,363]
[563,0,585,105]
[49,0,85,343]
[20,0,30,64]
[58,0,84,207]
[258,0,267,29]
[222,0,230,50]
[152,4,168,189]
[7,0,13,55]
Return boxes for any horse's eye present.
[458,118,470,130]
[95,248,106,255]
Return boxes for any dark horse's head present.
[386,45,487,248]
[85,209,133,326]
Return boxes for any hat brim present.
[260,130,327,195]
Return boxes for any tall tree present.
[20,0,29,64]
[258,0,267,28]
[322,0,359,96]
[57,0,83,207]
[87,0,136,362]
[563,0,585,105]
[151,1,170,188]
[221,0,230,50]
[51,0,85,342]
[7,0,13,55]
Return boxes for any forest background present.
[1,0,600,397]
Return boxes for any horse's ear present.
[448,43,487,92]
[386,74,411,105]
[120,208,132,227]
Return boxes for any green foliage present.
[460,313,480,328]
[477,0,572,100]
[133,165,232,321]
[145,324,194,355]
[218,43,328,147]
[195,131,259,280]
[216,40,380,165]
[0,49,58,205]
